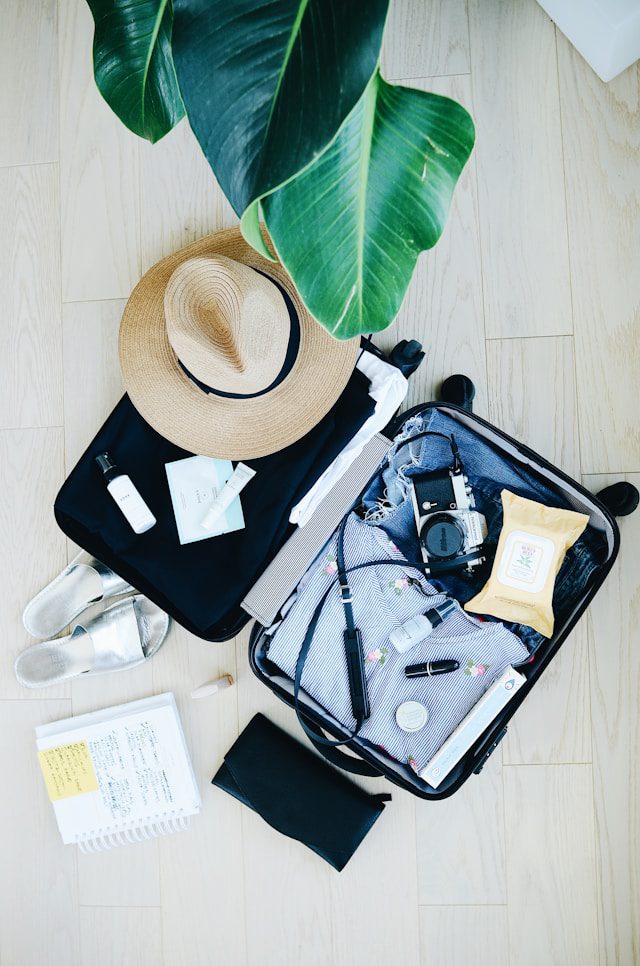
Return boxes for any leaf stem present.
[354,73,379,329]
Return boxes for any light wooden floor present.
[1,1,639,964]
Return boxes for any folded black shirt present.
[55,367,375,639]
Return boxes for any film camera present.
[410,450,487,576]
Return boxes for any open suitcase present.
[245,393,626,799]
[54,344,633,802]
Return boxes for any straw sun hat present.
[119,227,359,459]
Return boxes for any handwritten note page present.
[87,719,175,821]
[38,741,98,801]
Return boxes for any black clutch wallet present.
[212,714,390,871]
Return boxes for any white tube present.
[201,463,255,531]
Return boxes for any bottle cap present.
[395,701,429,732]
[424,598,457,629]
[95,452,117,476]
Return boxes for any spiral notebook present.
[36,693,200,853]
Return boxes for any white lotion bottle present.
[96,452,156,534]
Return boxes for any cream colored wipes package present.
[464,490,589,637]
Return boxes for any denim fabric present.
[362,410,607,651]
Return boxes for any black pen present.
[405,659,459,678]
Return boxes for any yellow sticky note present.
[38,741,98,801]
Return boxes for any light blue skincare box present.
[165,456,246,545]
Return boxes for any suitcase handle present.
[302,718,384,778]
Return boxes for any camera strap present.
[292,429,461,749]
[425,550,486,575]
[335,514,370,724]
[292,553,431,747]
[380,429,460,474]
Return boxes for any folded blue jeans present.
[361,410,607,651]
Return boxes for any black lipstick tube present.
[405,659,460,678]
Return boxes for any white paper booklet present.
[420,667,526,788]
[36,693,200,852]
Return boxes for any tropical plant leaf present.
[262,71,475,338]
[86,0,185,143]
[171,0,389,238]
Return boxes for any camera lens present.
[421,514,465,559]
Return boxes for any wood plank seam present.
[552,24,589,490]
[385,71,472,82]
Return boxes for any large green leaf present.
[87,0,185,143]
[262,71,475,338]
[171,0,389,252]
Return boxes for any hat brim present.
[119,227,360,459]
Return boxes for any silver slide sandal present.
[22,552,133,639]
[15,595,169,689]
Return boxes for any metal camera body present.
[410,462,487,575]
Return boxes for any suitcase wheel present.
[595,481,639,518]
[439,374,476,413]
[388,339,425,378]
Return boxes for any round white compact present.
[395,701,429,733]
